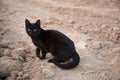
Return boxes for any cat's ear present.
[25,19,30,26]
[35,20,41,26]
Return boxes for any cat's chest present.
[32,39,44,48]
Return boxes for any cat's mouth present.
[30,34,37,38]
[29,33,39,38]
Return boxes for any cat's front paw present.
[40,56,46,60]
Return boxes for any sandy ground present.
[0,0,120,80]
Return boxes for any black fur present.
[25,19,80,69]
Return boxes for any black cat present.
[25,19,80,69]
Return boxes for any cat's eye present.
[28,29,30,31]
[34,29,37,32]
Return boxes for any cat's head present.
[25,19,41,38]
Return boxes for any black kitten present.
[25,19,80,69]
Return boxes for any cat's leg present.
[40,49,47,59]
[36,48,41,58]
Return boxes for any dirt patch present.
[0,0,120,80]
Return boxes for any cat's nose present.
[29,32,32,34]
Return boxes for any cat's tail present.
[52,52,80,69]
